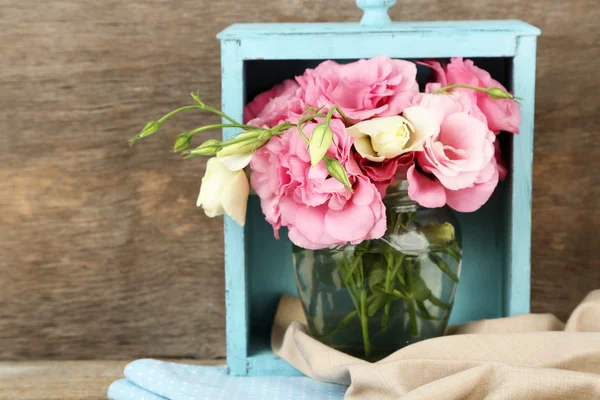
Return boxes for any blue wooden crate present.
[217,1,541,376]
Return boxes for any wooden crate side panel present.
[505,35,538,316]
[221,40,249,376]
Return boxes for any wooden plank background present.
[0,0,598,360]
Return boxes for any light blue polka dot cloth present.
[107,359,347,400]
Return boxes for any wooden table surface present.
[0,360,223,400]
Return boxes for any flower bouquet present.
[130,55,520,360]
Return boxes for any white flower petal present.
[402,106,440,152]
[217,152,254,171]
[349,116,409,137]
[354,136,386,162]
[349,116,417,160]
[221,170,250,226]
[346,124,366,139]
[371,126,410,158]
[197,157,233,215]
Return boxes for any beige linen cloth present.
[272,290,600,399]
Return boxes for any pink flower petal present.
[445,168,499,212]
[406,165,447,208]
[352,176,376,206]
[324,201,376,242]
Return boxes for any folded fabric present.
[272,290,600,399]
[108,290,600,400]
[107,359,346,400]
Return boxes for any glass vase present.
[292,181,462,361]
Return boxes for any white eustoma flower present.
[216,153,254,171]
[347,106,439,162]
[197,157,249,226]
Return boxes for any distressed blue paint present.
[219,18,540,376]
[451,185,507,323]
[221,40,248,376]
[356,0,396,25]
[217,21,541,38]
[246,348,303,377]
[226,34,518,60]
[505,36,538,316]
[246,197,298,335]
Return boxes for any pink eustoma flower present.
[243,79,303,126]
[354,152,414,198]
[421,58,521,134]
[407,93,501,212]
[296,55,419,123]
[250,119,386,250]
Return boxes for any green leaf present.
[408,270,431,302]
[367,264,386,292]
[367,294,394,317]
[308,124,333,166]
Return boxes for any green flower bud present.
[420,222,455,246]
[323,156,352,190]
[129,121,160,145]
[217,129,270,157]
[173,133,192,152]
[487,87,514,100]
[187,139,222,156]
[309,124,334,167]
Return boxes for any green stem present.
[390,289,408,298]
[342,255,363,286]
[431,84,493,96]
[337,259,360,311]
[328,105,351,126]
[189,94,241,124]
[185,123,255,138]
[296,113,327,143]
[416,300,437,321]
[429,253,459,283]
[338,250,371,360]
[324,106,337,126]
[314,309,358,340]
[200,104,240,125]
[403,258,420,337]
[441,245,462,263]
[381,252,399,331]
[157,105,204,124]
[428,293,451,310]
[271,123,295,134]
[359,289,371,359]
[431,84,520,102]
[395,261,410,298]
[391,255,405,279]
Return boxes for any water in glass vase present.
[292,181,462,361]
